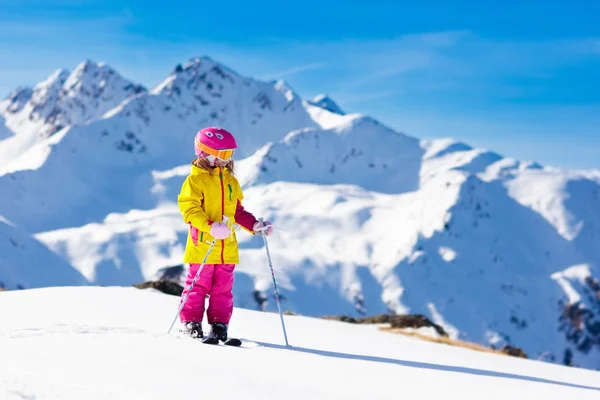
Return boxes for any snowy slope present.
[0,115,12,141]
[1,287,599,400]
[35,206,188,286]
[32,134,600,369]
[1,57,600,370]
[236,115,423,193]
[0,217,88,290]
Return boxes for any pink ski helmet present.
[194,127,238,160]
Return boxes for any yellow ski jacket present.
[178,164,257,265]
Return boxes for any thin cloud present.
[260,62,327,79]
[344,53,434,88]
[560,38,600,56]
[0,13,134,43]
[284,31,469,89]
[334,90,401,104]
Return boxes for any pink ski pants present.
[179,264,235,324]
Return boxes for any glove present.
[253,220,273,236]
[210,222,231,239]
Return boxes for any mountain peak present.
[273,79,302,102]
[153,56,241,97]
[168,56,241,79]
[44,68,71,86]
[31,68,70,104]
[1,86,33,114]
[1,61,146,137]
[308,94,345,115]
[64,60,145,95]
[65,60,101,85]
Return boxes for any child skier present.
[177,126,273,344]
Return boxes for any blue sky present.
[1,0,599,169]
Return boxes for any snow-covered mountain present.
[0,57,320,230]
[0,62,146,167]
[0,217,88,290]
[1,57,599,370]
[0,62,146,137]
[3,287,599,399]
[237,115,423,193]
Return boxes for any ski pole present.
[257,218,290,347]
[167,238,217,334]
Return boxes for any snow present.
[552,268,585,305]
[422,138,472,159]
[2,68,69,138]
[1,287,599,400]
[0,119,11,141]
[399,326,444,338]
[304,101,353,129]
[428,303,461,339]
[1,56,600,370]
[0,127,67,176]
[0,86,33,115]
[438,246,458,262]
[420,141,503,181]
[26,163,600,367]
[307,94,345,115]
[238,116,423,194]
[36,206,186,285]
[0,62,144,166]
[0,219,88,290]
[505,170,582,240]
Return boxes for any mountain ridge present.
[1,57,599,370]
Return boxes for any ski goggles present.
[196,142,235,161]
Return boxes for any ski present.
[178,327,243,347]
[224,338,242,346]
[201,337,219,345]
[200,337,242,346]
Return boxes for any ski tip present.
[201,337,220,345]
[224,338,242,346]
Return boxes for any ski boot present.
[201,323,242,346]
[183,321,203,339]
[202,322,228,344]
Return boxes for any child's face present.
[215,158,230,167]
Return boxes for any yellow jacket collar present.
[190,163,231,175]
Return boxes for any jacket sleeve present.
[233,179,258,234]
[235,200,258,233]
[178,175,213,232]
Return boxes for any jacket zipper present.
[219,168,225,264]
